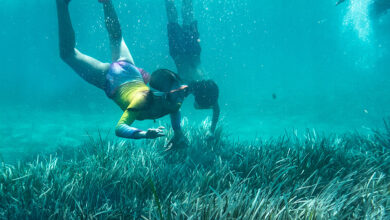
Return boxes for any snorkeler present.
[163,0,220,137]
[56,0,189,140]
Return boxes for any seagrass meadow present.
[1,122,390,219]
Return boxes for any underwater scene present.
[1,0,390,218]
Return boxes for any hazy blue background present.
[0,0,389,162]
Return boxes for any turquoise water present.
[1,0,390,163]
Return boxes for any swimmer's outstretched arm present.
[182,0,194,25]
[100,0,134,64]
[116,110,165,139]
[170,110,182,131]
[165,0,179,23]
[211,103,220,133]
[56,0,109,89]
[116,106,184,140]
[168,110,189,148]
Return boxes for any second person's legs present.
[165,0,179,24]
[182,0,194,26]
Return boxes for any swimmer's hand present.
[98,0,110,3]
[205,130,215,141]
[139,126,166,139]
[165,130,189,151]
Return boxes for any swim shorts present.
[167,21,202,62]
[105,61,150,98]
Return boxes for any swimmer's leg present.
[165,0,179,24]
[182,0,194,25]
[101,1,134,64]
[56,0,109,90]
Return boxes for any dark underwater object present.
[336,0,390,17]
[336,0,346,6]
[372,0,390,16]
[272,93,277,100]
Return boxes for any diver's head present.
[190,80,219,109]
[150,69,190,112]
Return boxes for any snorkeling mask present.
[152,85,190,106]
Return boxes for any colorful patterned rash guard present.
[105,61,181,139]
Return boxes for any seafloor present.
[0,107,389,219]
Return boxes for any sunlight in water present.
[343,0,373,42]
